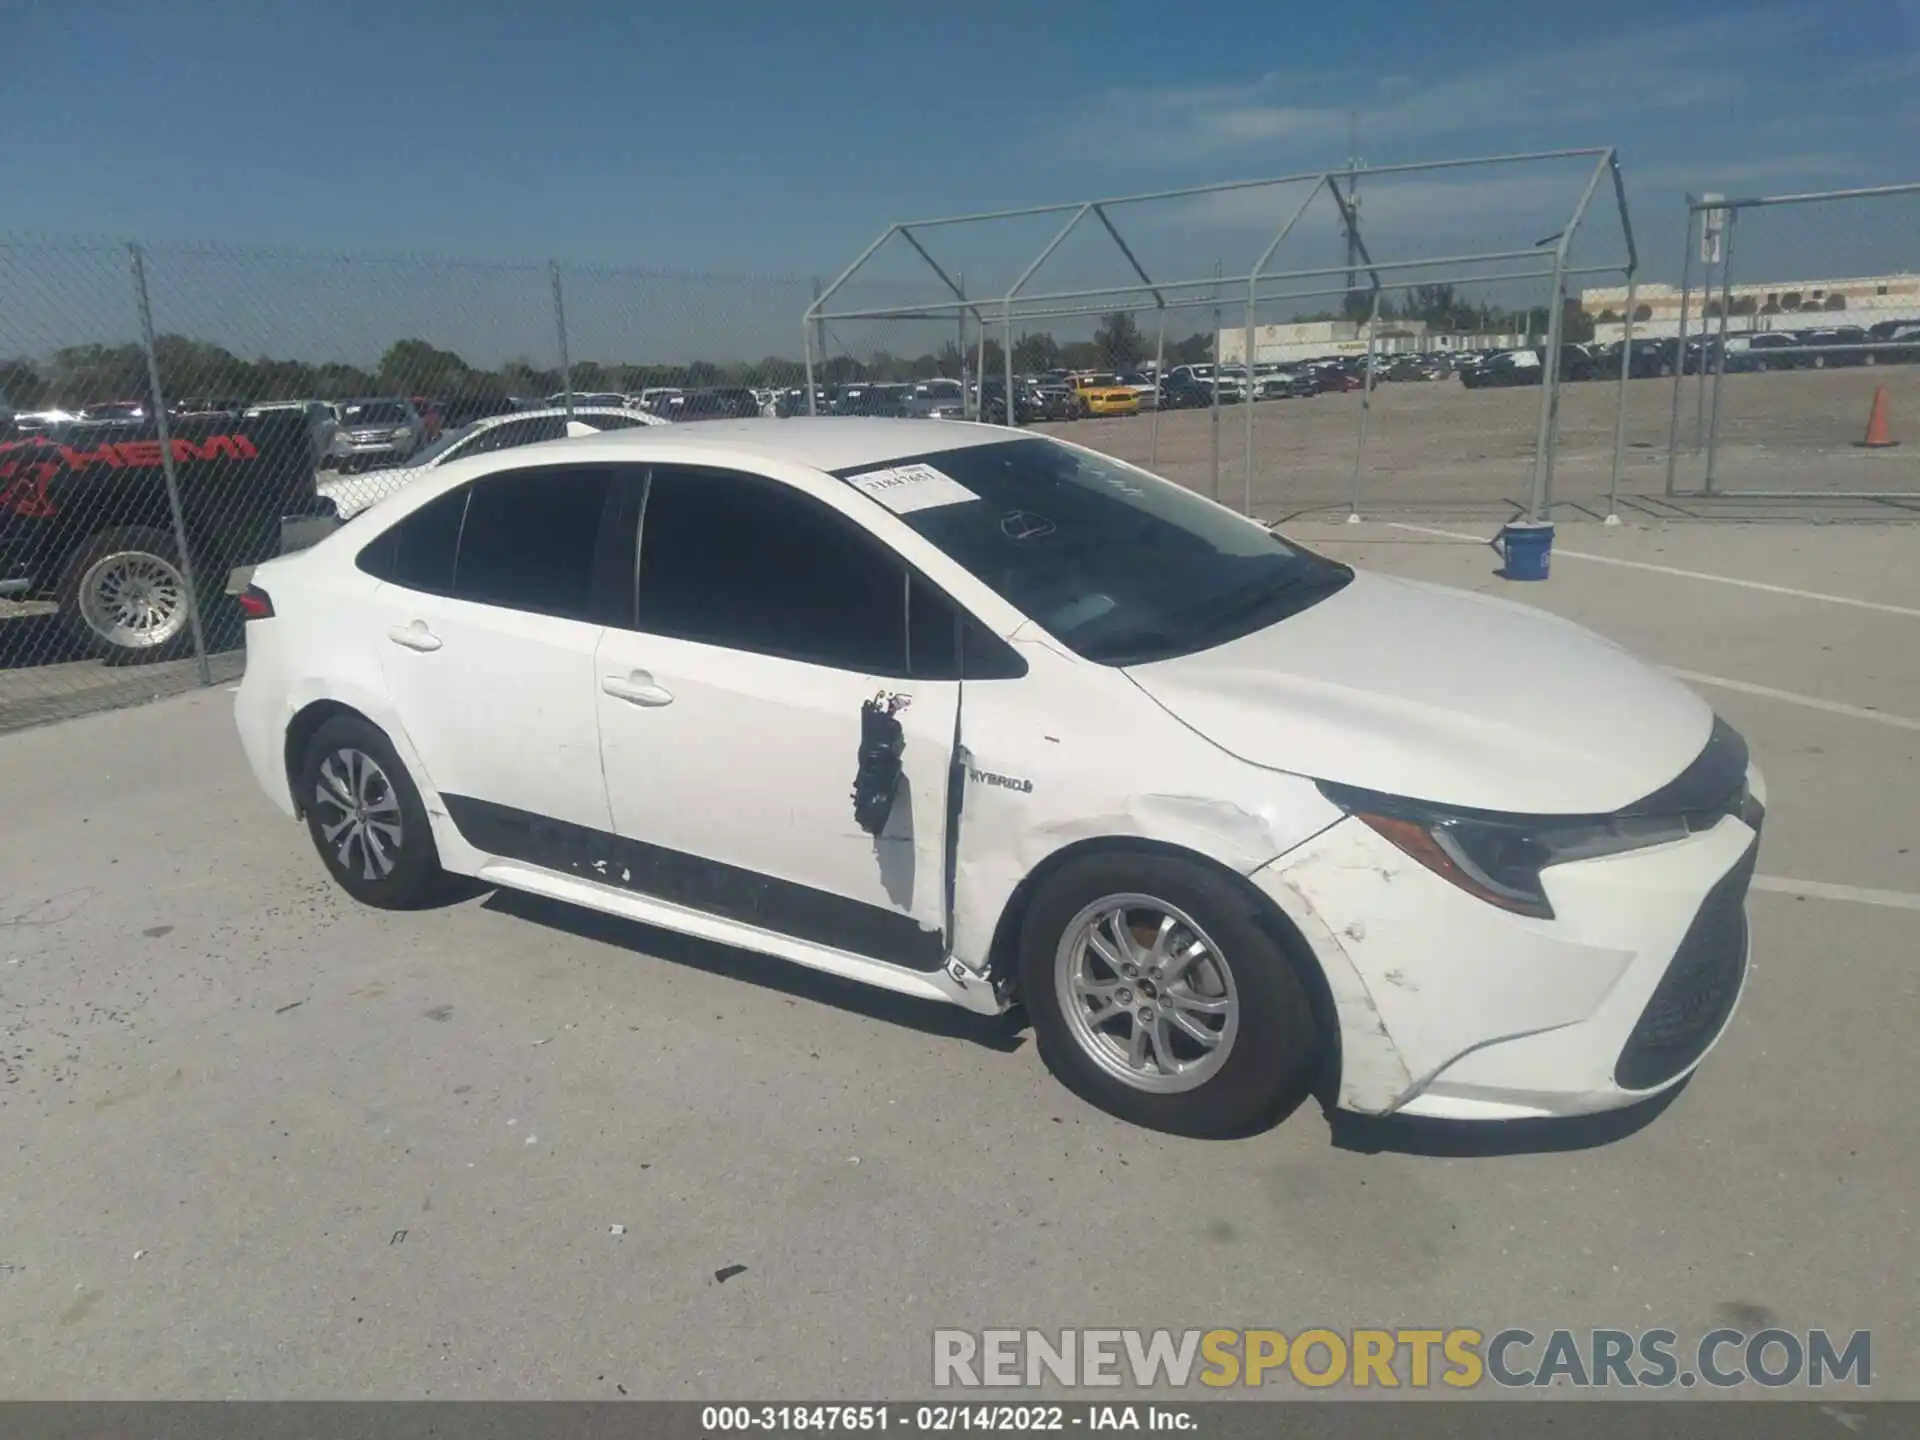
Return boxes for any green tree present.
[1012,331,1059,374]
[1169,332,1215,365]
[1093,311,1146,369]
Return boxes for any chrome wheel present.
[1055,894,1239,1094]
[78,551,187,650]
[313,747,404,881]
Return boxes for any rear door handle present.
[388,621,442,653]
[603,670,674,707]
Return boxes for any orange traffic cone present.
[1855,385,1899,448]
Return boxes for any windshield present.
[837,437,1350,665]
[406,419,484,466]
[342,402,408,425]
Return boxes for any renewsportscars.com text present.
[932,1328,1871,1390]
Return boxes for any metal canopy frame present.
[1664,180,1920,502]
[806,146,1639,521]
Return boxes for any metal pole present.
[127,243,212,686]
[975,315,989,425]
[550,261,574,419]
[1607,272,1637,523]
[1693,244,1712,450]
[1002,301,1016,430]
[1149,307,1166,464]
[809,277,825,415]
[1704,209,1738,493]
[1664,203,1696,496]
[1244,274,1258,516]
[802,319,818,418]
[1209,260,1222,502]
[1527,281,1566,519]
[1349,287,1382,522]
[956,272,968,411]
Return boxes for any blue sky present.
[4,0,1917,363]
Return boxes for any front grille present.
[1614,841,1757,1090]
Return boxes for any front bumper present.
[1251,773,1763,1121]
[331,437,413,463]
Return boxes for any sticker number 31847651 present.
[848,462,980,515]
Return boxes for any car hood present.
[1122,569,1712,814]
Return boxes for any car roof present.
[468,405,664,427]
[562,416,1012,471]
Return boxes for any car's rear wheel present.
[57,526,197,662]
[298,715,443,908]
[1018,852,1320,1137]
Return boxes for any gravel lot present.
[1036,366,1920,519]
[1,518,1913,1400]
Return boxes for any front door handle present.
[388,620,442,652]
[603,670,674,707]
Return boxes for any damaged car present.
[234,419,1762,1137]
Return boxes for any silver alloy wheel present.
[78,550,188,650]
[1055,894,1240,1094]
[313,747,404,882]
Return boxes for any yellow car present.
[1068,372,1141,417]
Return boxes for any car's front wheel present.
[1018,851,1320,1137]
[298,715,443,908]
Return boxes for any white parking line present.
[1664,668,1920,732]
[1384,523,1920,619]
[1753,875,1920,911]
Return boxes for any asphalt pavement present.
[0,519,1912,1399]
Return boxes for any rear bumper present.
[1251,780,1762,1122]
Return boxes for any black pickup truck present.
[0,408,335,661]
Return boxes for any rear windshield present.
[836,437,1349,666]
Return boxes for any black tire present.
[297,715,443,908]
[1017,850,1320,1137]
[56,525,198,663]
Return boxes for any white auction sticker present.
[849,463,980,515]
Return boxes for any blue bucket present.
[1493,520,1554,581]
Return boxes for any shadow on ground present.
[481,885,1030,1054]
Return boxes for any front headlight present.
[391,427,413,441]
[1316,781,1696,919]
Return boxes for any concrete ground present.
[0,518,1913,1399]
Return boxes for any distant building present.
[1582,273,1920,342]
[1218,319,1431,364]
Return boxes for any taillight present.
[237,584,274,621]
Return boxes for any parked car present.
[1309,362,1365,393]
[906,379,967,420]
[317,405,667,519]
[637,387,684,414]
[1796,327,1871,369]
[1116,372,1160,409]
[246,399,340,464]
[76,400,148,424]
[235,417,1764,1137]
[547,391,630,410]
[328,398,428,473]
[674,387,766,422]
[1157,372,1214,410]
[1066,373,1142,418]
[10,409,78,435]
[1598,339,1677,379]
[1,407,331,659]
[1459,350,1543,388]
[171,398,246,418]
[1252,365,1317,399]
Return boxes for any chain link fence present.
[0,235,833,732]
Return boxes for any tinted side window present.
[357,485,467,593]
[905,575,1026,681]
[452,466,612,620]
[634,469,907,673]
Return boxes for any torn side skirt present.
[442,794,948,972]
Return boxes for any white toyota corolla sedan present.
[234,418,1763,1136]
